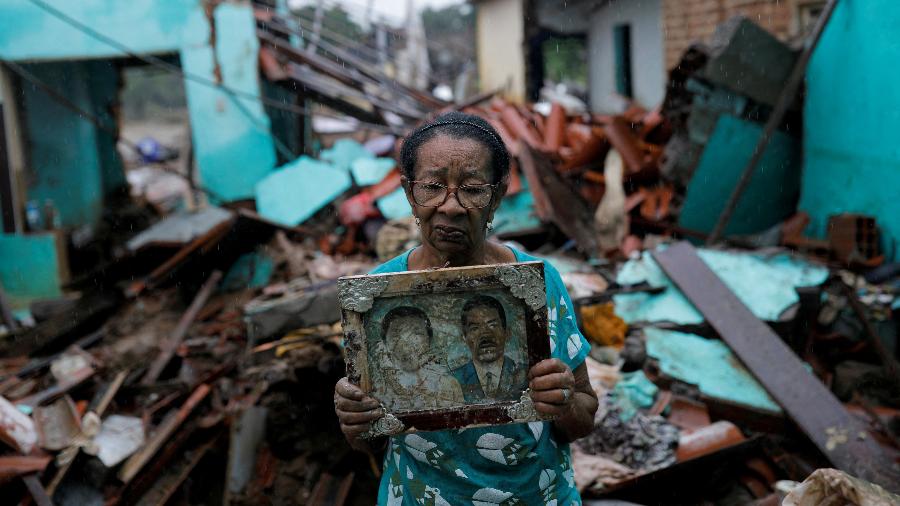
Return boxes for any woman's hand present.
[528,360,599,442]
[334,377,384,452]
[528,359,576,416]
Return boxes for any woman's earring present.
[487,221,493,231]
[415,217,421,226]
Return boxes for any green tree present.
[292,3,365,42]
[542,37,588,88]
[421,4,475,85]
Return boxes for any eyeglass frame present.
[406,180,501,209]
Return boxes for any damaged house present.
[0,0,899,504]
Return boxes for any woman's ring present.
[561,387,571,403]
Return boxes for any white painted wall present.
[588,0,665,112]
[476,0,526,103]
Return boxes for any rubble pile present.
[1,14,900,506]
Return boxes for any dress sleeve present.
[543,260,591,371]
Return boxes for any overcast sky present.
[288,0,468,25]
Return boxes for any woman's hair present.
[382,306,433,342]
[399,111,510,185]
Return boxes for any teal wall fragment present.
[377,188,413,220]
[615,247,828,325]
[0,233,64,309]
[0,0,195,61]
[255,156,351,226]
[20,62,105,228]
[645,327,781,413]
[678,114,801,236]
[799,0,900,258]
[182,2,277,202]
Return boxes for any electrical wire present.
[2,59,227,202]
[24,0,399,134]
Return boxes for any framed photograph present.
[338,261,551,437]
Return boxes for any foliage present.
[421,3,476,85]
[120,66,186,121]
[292,3,365,42]
[542,37,588,88]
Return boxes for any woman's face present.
[404,134,501,258]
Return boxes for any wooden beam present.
[652,241,899,490]
[141,271,222,385]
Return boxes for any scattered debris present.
[0,6,897,504]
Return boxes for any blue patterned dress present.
[369,248,591,505]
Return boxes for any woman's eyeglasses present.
[409,181,498,209]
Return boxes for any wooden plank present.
[141,271,222,385]
[652,241,899,489]
[118,384,211,484]
[22,473,53,506]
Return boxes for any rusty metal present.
[706,0,841,244]
[141,270,223,385]
[653,241,899,489]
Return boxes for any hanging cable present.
[25,0,397,134]
[2,59,227,202]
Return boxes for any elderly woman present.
[334,111,598,504]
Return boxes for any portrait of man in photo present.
[451,295,527,402]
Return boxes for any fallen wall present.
[799,0,900,259]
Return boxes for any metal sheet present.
[126,206,234,252]
[652,241,899,489]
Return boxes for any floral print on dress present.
[371,248,591,505]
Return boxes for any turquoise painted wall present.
[20,62,109,228]
[0,0,194,61]
[0,1,277,304]
[0,0,277,212]
[0,233,64,309]
[182,3,277,202]
[799,0,900,259]
[678,114,802,236]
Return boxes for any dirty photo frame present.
[338,261,551,437]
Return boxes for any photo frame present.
[338,261,551,437]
